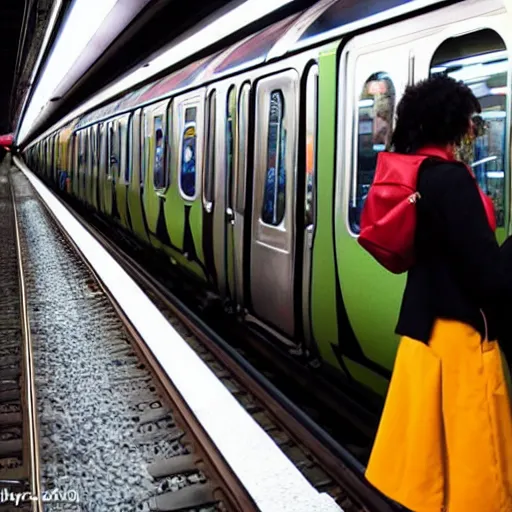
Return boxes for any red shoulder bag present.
[357,147,496,274]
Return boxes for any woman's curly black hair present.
[391,74,481,154]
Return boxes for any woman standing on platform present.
[363,74,512,512]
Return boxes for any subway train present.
[23,0,511,398]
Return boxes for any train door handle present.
[306,224,314,249]
[226,207,235,225]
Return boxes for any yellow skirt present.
[365,319,512,512]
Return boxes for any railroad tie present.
[147,454,199,478]
[147,482,216,511]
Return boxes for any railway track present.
[13,157,403,512]
[10,158,248,511]
[0,161,40,510]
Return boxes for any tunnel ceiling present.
[0,0,28,134]
[3,0,318,142]
[0,0,56,134]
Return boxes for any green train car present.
[24,0,511,398]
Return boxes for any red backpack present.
[357,147,496,274]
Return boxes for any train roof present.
[43,0,454,135]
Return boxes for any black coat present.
[395,158,512,363]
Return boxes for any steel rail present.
[9,171,43,512]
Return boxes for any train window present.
[430,29,508,228]
[204,92,216,204]
[153,115,165,189]
[226,86,236,210]
[305,65,318,228]
[261,90,286,226]
[180,106,197,199]
[349,72,396,233]
[236,83,250,212]
[109,123,120,180]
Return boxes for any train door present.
[78,131,84,198]
[203,88,218,288]
[104,119,120,216]
[79,130,88,201]
[98,123,108,211]
[47,137,52,178]
[72,133,79,196]
[48,137,53,179]
[224,86,238,306]
[249,70,299,338]
[302,64,318,350]
[115,116,131,229]
[50,135,54,180]
[85,127,93,205]
[45,139,49,177]
[127,109,150,242]
[44,139,48,176]
[40,140,44,175]
[165,91,207,280]
[53,134,59,182]
[205,83,239,303]
[335,35,410,378]
[142,101,170,245]
[90,124,99,210]
[233,82,250,309]
[46,138,52,179]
